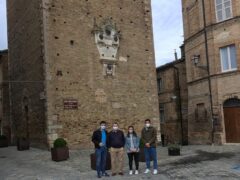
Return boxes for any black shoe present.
[97,174,102,178]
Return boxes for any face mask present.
[101,125,106,130]
[145,123,150,128]
[113,126,118,131]
[129,130,133,133]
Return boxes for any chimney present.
[174,49,178,61]
[180,44,185,59]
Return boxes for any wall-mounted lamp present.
[171,95,177,101]
[191,54,208,70]
[192,55,200,65]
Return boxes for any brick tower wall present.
[42,0,160,148]
[7,0,47,148]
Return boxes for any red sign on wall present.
[63,99,78,110]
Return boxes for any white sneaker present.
[144,169,150,174]
[153,169,158,175]
[129,170,133,175]
[135,170,139,175]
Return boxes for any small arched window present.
[223,98,240,108]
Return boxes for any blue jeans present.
[95,146,107,175]
[144,147,158,169]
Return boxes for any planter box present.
[168,148,180,156]
[17,138,30,151]
[139,148,153,162]
[90,152,111,170]
[51,147,69,162]
[0,139,8,148]
[139,148,146,162]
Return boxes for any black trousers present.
[127,152,139,170]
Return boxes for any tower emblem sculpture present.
[93,18,120,76]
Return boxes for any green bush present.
[0,135,7,140]
[139,138,145,148]
[168,144,180,150]
[53,138,67,148]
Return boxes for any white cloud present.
[0,0,184,67]
[152,0,184,67]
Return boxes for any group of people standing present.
[92,119,158,178]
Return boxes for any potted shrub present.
[17,137,30,151]
[168,144,181,156]
[90,151,111,170]
[139,139,153,162]
[51,138,69,162]
[0,135,8,148]
[139,138,146,162]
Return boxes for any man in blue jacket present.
[92,121,110,178]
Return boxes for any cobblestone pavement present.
[1,145,240,180]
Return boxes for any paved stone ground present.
[1,145,240,180]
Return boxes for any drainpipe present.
[173,65,184,145]
[201,0,214,144]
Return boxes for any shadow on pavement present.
[169,150,236,166]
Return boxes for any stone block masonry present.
[7,0,160,149]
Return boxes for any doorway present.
[223,98,240,143]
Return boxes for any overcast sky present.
[0,0,183,67]
[0,0,7,51]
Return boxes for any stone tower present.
[182,0,240,144]
[7,0,160,148]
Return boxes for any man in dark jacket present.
[141,119,158,175]
[108,122,125,176]
[92,121,110,178]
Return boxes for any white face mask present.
[145,123,150,128]
[113,126,118,131]
[101,125,106,130]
